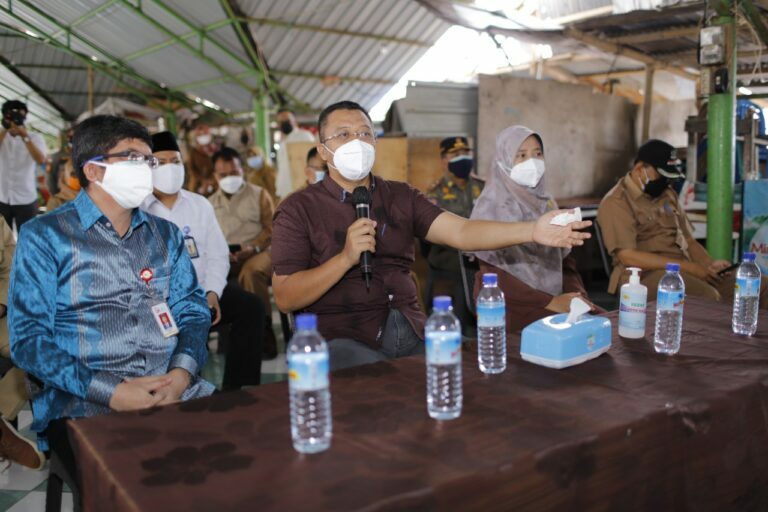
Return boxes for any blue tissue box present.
[520,313,612,369]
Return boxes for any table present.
[68,297,768,511]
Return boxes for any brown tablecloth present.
[68,297,768,511]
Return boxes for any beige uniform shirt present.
[597,174,706,293]
[209,182,274,249]
[0,220,15,354]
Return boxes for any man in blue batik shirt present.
[8,116,213,470]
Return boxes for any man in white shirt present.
[275,107,315,200]
[0,101,47,230]
[142,132,265,389]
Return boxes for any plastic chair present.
[593,219,613,280]
[457,251,480,315]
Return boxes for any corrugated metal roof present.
[0,26,147,123]
[0,64,67,137]
[240,0,449,111]
[0,0,449,127]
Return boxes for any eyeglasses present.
[89,150,159,169]
[321,130,376,145]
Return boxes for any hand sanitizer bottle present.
[619,267,647,339]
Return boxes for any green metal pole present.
[253,96,270,152]
[706,13,736,260]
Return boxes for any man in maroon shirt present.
[272,101,591,370]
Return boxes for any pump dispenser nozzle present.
[627,267,641,285]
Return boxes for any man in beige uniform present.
[598,139,768,304]
[209,147,276,353]
[0,219,45,469]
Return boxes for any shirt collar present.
[623,172,676,204]
[75,189,148,231]
[623,173,644,201]
[322,174,377,203]
[143,191,184,212]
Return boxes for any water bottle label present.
[735,277,760,298]
[426,332,461,365]
[288,352,329,391]
[657,290,684,312]
[477,303,505,327]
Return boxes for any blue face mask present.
[448,155,473,179]
[247,155,264,169]
[314,170,326,183]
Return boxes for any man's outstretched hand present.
[533,210,592,249]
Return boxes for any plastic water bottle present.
[653,263,685,355]
[287,313,331,453]
[733,252,761,336]
[425,296,462,420]
[476,273,506,374]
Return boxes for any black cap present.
[440,136,471,155]
[636,139,684,179]
[152,131,180,153]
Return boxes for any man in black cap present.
[424,137,484,328]
[598,139,768,303]
[141,131,266,389]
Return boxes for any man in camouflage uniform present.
[424,137,484,330]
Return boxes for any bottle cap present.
[433,295,452,312]
[627,267,641,284]
[666,263,680,272]
[482,273,498,286]
[743,252,756,262]
[294,313,317,331]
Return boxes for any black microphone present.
[352,186,373,289]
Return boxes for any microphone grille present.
[351,186,370,205]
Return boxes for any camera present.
[2,109,25,129]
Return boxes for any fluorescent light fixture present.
[739,86,752,95]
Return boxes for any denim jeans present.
[327,309,424,371]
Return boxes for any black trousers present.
[218,281,265,390]
[0,201,37,230]
[45,418,81,510]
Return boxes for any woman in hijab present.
[470,125,596,333]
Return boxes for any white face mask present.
[218,175,244,195]
[506,157,546,188]
[314,171,325,183]
[92,161,154,209]
[153,163,185,195]
[247,155,264,169]
[324,139,375,182]
[196,134,212,146]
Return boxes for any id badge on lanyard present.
[140,268,179,338]
[182,226,199,259]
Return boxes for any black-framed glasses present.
[321,130,376,145]
[89,150,159,169]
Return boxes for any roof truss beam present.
[606,26,700,45]
[562,26,699,81]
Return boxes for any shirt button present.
[106,222,112,228]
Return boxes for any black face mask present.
[448,156,473,180]
[279,121,293,135]
[643,175,669,198]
